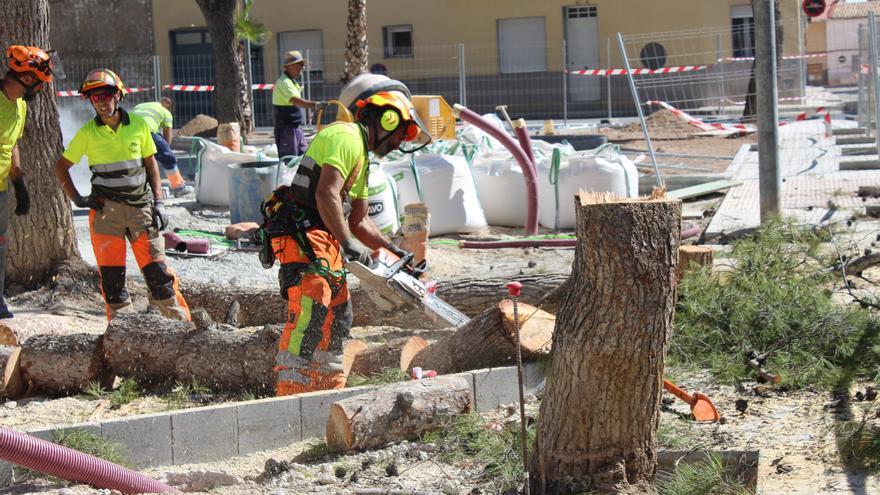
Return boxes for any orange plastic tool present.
[663,379,721,422]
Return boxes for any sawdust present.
[602,108,701,140]
[178,114,219,138]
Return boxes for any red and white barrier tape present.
[568,65,708,76]
[56,87,153,97]
[718,52,827,63]
[645,100,755,135]
[795,106,832,137]
[163,83,276,91]
[862,63,871,75]
[722,93,834,105]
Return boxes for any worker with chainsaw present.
[132,97,194,197]
[262,89,431,396]
[272,50,326,158]
[54,69,190,322]
[0,46,59,318]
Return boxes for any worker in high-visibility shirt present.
[54,69,190,322]
[132,97,193,196]
[0,46,58,318]
[262,90,431,396]
[272,50,326,158]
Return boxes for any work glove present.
[341,237,374,266]
[10,178,29,216]
[73,193,103,212]
[152,200,169,231]
[386,242,411,261]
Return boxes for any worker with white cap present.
[272,50,326,158]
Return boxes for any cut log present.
[0,346,23,399]
[0,313,106,346]
[182,273,568,330]
[348,336,428,378]
[676,245,714,282]
[103,313,194,384]
[409,301,554,374]
[531,191,680,493]
[326,375,472,452]
[20,333,113,394]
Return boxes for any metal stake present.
[870,12,880,156]
[506,281,529,495]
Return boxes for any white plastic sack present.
[412,154,487,236]
[471,151,529,227]
[457,113,506,152]
[383,156,423,208]
[367,163,400,236]
[196,140,257,206]
[538,144,639,230]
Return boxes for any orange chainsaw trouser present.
[273,228,352,397]
[89,200,191,322]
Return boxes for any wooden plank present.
[667,180,742,200]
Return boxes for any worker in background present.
[272,50,326,158]
[132,97,194,196]
[264,90,431,396]
[0,46,58,318]
[54,69,190,322]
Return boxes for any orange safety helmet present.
[79,68,126,99]
[355,91,432,152]
[6,45,56,83]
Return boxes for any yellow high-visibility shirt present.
[0,91,27,192]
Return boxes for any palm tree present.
[0,0,80,288]
[343,0,369,83]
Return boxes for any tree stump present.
[676,245,714,283]
[348,336,428,378]
[409,301,554,374]
[20,333,113,394]
[531,191,680,494]
[326,375,472,452]
[0,346,24,399]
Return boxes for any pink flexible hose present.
[0,427,179,494]
[512,119,536,175]
[454,104,539,236]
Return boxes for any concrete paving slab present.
[473,367,520,412]
[102,413,172,468]
[26,422,102,442]
[171,404,238,464]
[236,396,302,455]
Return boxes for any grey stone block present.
[299,385,376,440]
[26,422,102,443]
[102,413,172,468]
[448,371,476,409]
[171,405,238,464]
[237,396,302,455]
[473,367,520,412]
[524,360,547,395]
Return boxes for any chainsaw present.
[345,248,470,328]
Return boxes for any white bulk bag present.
[539,144,639,229]
[196,140,257,206]
[412,154,487,235]
[382,156,423,208]
[367,163,400,236]
[471,151,529,227]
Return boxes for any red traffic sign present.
[803,0,826,18]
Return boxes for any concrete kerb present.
[0,364,545,474]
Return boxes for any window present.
[278,29,324,82]
[731,5,755,58]
[566,5,597,18]
[498,17,547,74]
[383,25,413,58]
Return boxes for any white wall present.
[826,17,864,86]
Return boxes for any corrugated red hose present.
[0,427,178,494]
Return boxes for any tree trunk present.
[326,375,472,452]
[182,273,567,330]
[20,333,112,395]
[531,192,680,494]
[742,0,784,120]
[342,0,369,83]
[409,301,554,375]
[0,346,24,399]
[103,313,281,391]
[195,0,253,135]
[348,336,428,378]
[0,312,105,346]
[676,245,714,283]
[0,0,80,288]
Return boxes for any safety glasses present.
[88,93,116,103]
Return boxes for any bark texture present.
[409,301,554,375]
[676,245,714,283]
[348,336,428,377]
[0,345,23,399]
[20,333,112,394]
[103,313,281,391]
[195,0,253,134]
[531,192,680,494]
[0,313,105,346]
[0,1,80,287]
[342,0,369,83]
[326,375,472,452]
[182,273,567,330]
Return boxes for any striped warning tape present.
[795,106,832,137]
[722,93,835,105]
[717,52,828,62]
[645,100,755,136]
[568,65,708,76]
[56,87,153,97]
[163,84,276,91]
